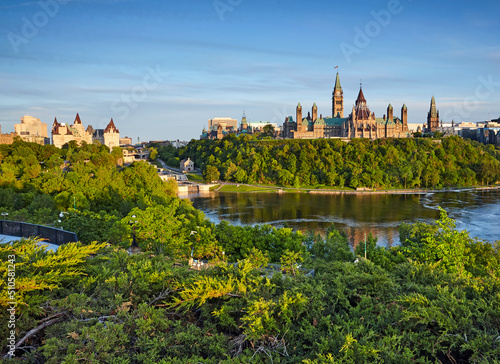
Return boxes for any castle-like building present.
[51,113,119,149]
[283,73,409,139]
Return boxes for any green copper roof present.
[313,103,317,108]
[334,72,341,90]
[388,104,393,109]
[375,117,402,126]
[402,104,407,109]
[324,117,347,126]
[315,118,325,125]
[297,103,302,108]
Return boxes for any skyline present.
[1,0,499,141]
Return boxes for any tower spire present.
[427,96,440,132]
[334,72,341,91]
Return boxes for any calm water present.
[183,189,500,247]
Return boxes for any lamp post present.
[1,213,8,235]
[128,215,140,255]
[364,233,367,260]
[189,230,197,267]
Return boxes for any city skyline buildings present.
[0,0,499,141]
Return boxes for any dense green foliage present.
[1,211,499,363]
[0,140,177,227]
[0,141,305,260]
[1,141,499,362]
[158,135,500,188]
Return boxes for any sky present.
[0,0,499,141]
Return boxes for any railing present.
[0,220,78,246]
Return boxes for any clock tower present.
[332,72,344,118]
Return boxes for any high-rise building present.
[14,115,49,145]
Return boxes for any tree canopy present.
[0,140,499,362]
[157,135,500,188]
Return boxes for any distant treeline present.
[156,135,500,188]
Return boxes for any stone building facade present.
[180,158,195,171]
[0,125,15,145]
[344,89,408,139]
[202,117,239,140]
[52,113,93,148]
[14,115,49,145]
[87,119,120,149]
[52,113,119,149]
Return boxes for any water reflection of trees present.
[191,192,433,247]
[190,190,499,247]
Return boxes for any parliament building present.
[283,73,409,139]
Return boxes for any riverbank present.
[208,182,500,195]
[185,187,500,246]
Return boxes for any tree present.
[398,207,497,278]
[310,227,354,263]
[262,124,276,138]
[280,249,304,276]
[0,238,107,309]
[203,165,220,183]
[149,147,158,161]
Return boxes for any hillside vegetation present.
[0,140,499,363]
[157,136,500,188]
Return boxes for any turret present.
[105,118,119,133]
[387,104,393,122]
[51,117,60,134]
[74,113,82,125]
[312,103,318,121]
[401,104,408,128]
[296,103,303,132]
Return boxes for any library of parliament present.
[283,73,410,139]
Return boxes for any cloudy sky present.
[1,0,499,141]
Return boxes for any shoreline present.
[179,183,500,196]
[306,185,500,195]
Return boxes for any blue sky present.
[1,0,499,141]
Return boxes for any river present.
[182,188,500,247]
